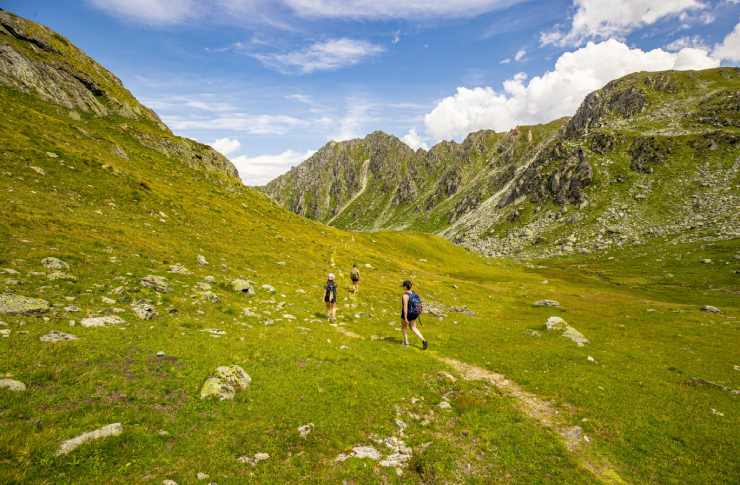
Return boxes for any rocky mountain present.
[265,68,740,257]
[0,8,238,180]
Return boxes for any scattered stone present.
[337,446,381,462]
[298,423,314,438]
[169,264,191,275]
[40,331,78,343]
[527,329,542,337]
[238,452,270,466]
[276,261,286,266]
[156,351,166,357]
[196,282,212,291]
[283,314,296,320]
[231,279,255,296]
[261,284,276,293]
[65,305,80,313]
[0,378,26,392]
[711,408,724,417]
[131,300,157,320]
[41,257,68,270]
[47,271,76,281]
[101,296,116,305]
[201,291,220,303]
[46,152,58,158]
[2,268,18,275]
[701,259,712,264]
[438,401,452,410]
[0,329,10,338]
[141,275,169,293]
[449,305,476,316]
[162,481,177,485]
[80,315,125,328]
[56,423,123,456]
[29,166,45,176]
[545,316,589,346]
[200,365,251,400]
[196,472,209,481]
[587,355,596,363]
[0,294,50,315]
[379,436,413,470]
[534,299,560,307]
[202,328,225,337]
[203,275,216,283]
[197,254,208,266]
[701,305,721,313]
[437,371,457,383]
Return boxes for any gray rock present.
[238,452,270,466]
[42,257,68,270]
[197,254,208,266]
[56,423,123,456]
[534,299,560,307]
[168,264,191,275]
[201,291,220,303]
[0,294,50,315]
[545,316,589,346]
[0,329,10,338]
[298,423,314,438]
[131,301,157,320]
[101,296,116,305]
[261,284,276,293]
[0,378,26,392]
[141,275,169,293]
[40,330,78,343]
[231,278,255,296]
[47,271,76,281]
[196,281,212,291]
[200,365,251,400]
[203,275,216,283]
[196,472,209,481]
[80,315,125,328]
[64,305,80,313]
[701,305,721,313]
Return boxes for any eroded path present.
[331,323,626,484]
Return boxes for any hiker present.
[350,264,361,294]
[401,280,428,349]
[324,273,338,322]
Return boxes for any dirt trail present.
[437,356,626,484]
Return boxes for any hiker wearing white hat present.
[323,273,338,322]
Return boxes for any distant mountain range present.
[264,68,740,257]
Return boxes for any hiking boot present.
[422,340,429,350]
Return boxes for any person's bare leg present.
[401,321,409,345]
[331,303,337,321]
[326,302,331,320]
[410,322,425,342]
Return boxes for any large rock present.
[0,294,49,315]
[545,316,589,346]
[47,271,76,281]
[40,331,78,342]
[197,254,208,266]
[140,275,170,293]
[41,257,68,270]
[0,378,26,392]
[56,423,123,456]
[80,315,125,328]
[701,305,721,313]
[231,279,256,296]
[131,301,157,320]
[200,365,251,400]
[534,299,560,307]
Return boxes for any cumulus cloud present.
[231,149,316,185]
[541,0,705,46]
[401,128,429,151]
[283,0,523,19]
[210,137,241,156]
[424,39,719,141]
[713,22,740,61]
[254,38,384,74]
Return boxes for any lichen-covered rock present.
[47,271,76,281]
[80,315,125,328]
[629,136,672,174]
[196,254,208,266]
[545,316,589,346]
[231,278,255,296]
[56,423,123,456]
[40,330,78,342]
[140,275,169,292]
[200,365,251,400]
[41,257,68,270]
[0,294,49,315]
[131,300,157,320]
[0,378,26,392]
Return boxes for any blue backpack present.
[407,291,423,319]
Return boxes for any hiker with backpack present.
[401,280,428,350]
[350,264,361,295]
[324,273,338,322]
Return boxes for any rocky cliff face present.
[266,68,740,257]
[0,9,238,180]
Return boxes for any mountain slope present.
[265,68,740,257]
[1,10,738,485]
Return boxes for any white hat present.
[328,273,335,280]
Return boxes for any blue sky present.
[5,0,739,184]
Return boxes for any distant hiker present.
[400,280,428,349]
[324,273,338,322]
[350,264,361,294]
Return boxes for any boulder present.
[56,423,123,456]
[200,365,251,400]
[545,316,589,346]
[41,257,68,270]
[534,299,560,307]
[231,279,256,296]
[197,254,208,266]
[545,316,567,331]
[80,315,125,328]
[40,331,78,342]
[131,301,157,320]
[701,305,721,313]
[0,378,26,392]
[0,294,49,315]
[140,275,169,292]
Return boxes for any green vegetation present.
[1,10,738,485]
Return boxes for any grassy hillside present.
[1,10,739,485]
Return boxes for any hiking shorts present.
[324,293,336,304]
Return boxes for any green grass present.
[1,79,739,485]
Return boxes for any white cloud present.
[541,0,705,46]
[424,39,719,141]
[254,38,384,74]
[665,35,709,51]
[88,0,195,24]
[231,149,316,185]
[165,113,306,135]
[514,48,527,62]
[330,100,371,141]
[283,0,523,19]
[401,128,429,150]
[210,137,241,156]
[713,22,740,61]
